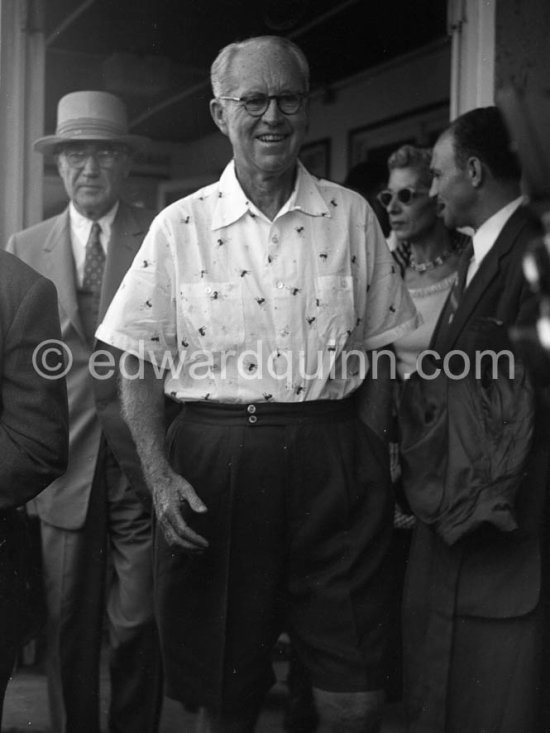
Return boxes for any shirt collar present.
[472,196,524,267]
[210,160,331,230]
[69,200,119,238]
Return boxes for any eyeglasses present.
[376,187,430,208]
[61,147,127,169]
[217,92,308,117]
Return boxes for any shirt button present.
[276,281,284,289]
[341,278,348,288]
[248,415,258,424]
[272,235,279,244]
[247,404,256,414]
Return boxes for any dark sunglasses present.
[376,187,429,208]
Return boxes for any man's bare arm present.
[121,354,208,551]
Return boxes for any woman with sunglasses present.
[377,144,468,703]
[379,144,467,380]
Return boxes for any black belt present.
[182,398,355,427]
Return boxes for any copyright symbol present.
[32,339,73,380]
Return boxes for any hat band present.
[56,117,128,138]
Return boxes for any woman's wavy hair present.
[387,144,433,189]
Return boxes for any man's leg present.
[195,704,262,733]
[313,690,384,733]
[157,409,287,714]
[41,514,106,733]
[0,644,16,725]
[446,612,542,733]
[107,480,163,733]
[40,448,109,733]
[285,647,319,733]
[0,537,24,726]
[287,416,392,733]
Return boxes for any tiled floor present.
[3,657,406,732]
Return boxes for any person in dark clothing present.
[0,250,68,724]
[401,106,549,733]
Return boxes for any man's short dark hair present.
[448,106,521,182]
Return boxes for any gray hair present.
[210,35,310,98]
[387,144,433,189]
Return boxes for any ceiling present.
[44,0,447,145]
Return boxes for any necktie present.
[82,222,105,294]
[444,240,474,323]
[430,240,473,347]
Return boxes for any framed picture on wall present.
[300,138,331,179]
[348,101,450,169]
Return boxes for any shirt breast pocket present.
[315,274,355,344]
[181,280,245,350]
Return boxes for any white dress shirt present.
[466,197,524,287]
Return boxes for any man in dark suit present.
[402,106,549,732]
[7,91,162,733]
[0,250,68,722]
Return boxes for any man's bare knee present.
[195,704,260,733]
[313,688,384,733]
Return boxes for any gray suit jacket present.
[7,202,154,529]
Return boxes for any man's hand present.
[120,354,209,552]
[152,470,209,551]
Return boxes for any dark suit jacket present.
[0,251,68,652]
[407,205,549,620]
[0,250,68,505]
[6,202,154,529]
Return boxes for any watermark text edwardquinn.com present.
[32,339,517,383]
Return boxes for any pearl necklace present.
[409,248,452,273]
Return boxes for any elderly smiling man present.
[98,36,418,732]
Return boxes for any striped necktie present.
[82,222,105,294]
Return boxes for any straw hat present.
[33,90,149,154]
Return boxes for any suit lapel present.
[98,203,146,322]
[43,210,87,342]
[434,208,528,354]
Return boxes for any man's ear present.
[467,156,484,188]
[210,98,229,137]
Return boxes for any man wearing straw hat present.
[7,91,162,733]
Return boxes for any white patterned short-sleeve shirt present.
[97,161,419,403]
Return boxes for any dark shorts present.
[155,399,393,712]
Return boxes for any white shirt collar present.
[471,196,524,270]
[210,160,330,230]
[69,200,120,252]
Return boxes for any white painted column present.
[0,0,45,247]
[447,0,496,119]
